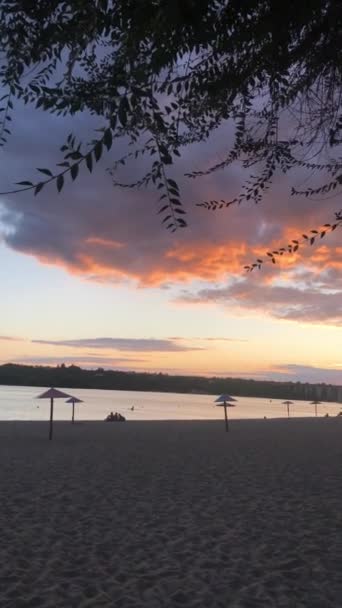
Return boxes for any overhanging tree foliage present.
[0,0,341,259]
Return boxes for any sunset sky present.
[1,102,342,383]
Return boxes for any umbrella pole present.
[49,397,54,440]
[315,403,317,417]
[72,402,75,424]
[224,403,229,432]
[287,403,290,418]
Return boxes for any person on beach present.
[105,412,115,421]
[105,411,126,422]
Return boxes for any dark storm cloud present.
[0,101,341,324]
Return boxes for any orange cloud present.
[20,238,251,286]
[2,109,341,293]
[85,237,124,249]
[77,241,249,285]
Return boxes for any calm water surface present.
[0,385,341,421]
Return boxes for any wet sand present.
[1,419,342,607]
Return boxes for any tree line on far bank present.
[0,363,340,403]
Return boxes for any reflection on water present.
[0,385,341,421]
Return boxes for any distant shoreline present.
[0,362,342,403]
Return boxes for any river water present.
[0,385,341,421]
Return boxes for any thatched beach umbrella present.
[310,400,322,417]
[36,388,72,440]
[66,396,83,424]
[215,394,237,432]
[282,400,294,418]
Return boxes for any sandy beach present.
[1,419,342,607]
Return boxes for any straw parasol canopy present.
[36,387,72,440]
[215,394,237,432]
[282,400,294,418]
[310,400,322,417]
[66,396,83,424]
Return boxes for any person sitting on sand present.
[105,411,126,422]
[105,412,115,421]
